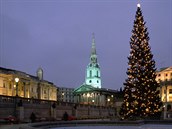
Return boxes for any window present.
[90,70,92,77]
[167,105,171,111]
[9,84,12,89]
[158,74,161,77]
[166,74,168,76]
[97,71,99,77]
[3,83,5,88]
[97,80,99,83]
[89,80,92,83]
[169,89,172,94]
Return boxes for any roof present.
[0,67,54,85]
[157,66,172,72]
[74,83,118,94]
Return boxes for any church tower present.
[85,33,101,88]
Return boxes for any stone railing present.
[0,95,15,103]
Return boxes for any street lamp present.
[15,78,19,96]
[14,77,19,118]
[107,98,110,106]
[92,99,95,105]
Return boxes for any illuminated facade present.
[156,67,172,102]
[85,33,101,88]
[74,34,118,106]
[0,67,57,101]
[156,66,172,119]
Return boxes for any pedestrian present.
[30,112,36,123]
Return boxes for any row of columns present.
[75,92,110,106]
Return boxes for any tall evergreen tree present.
[120,4,162,120]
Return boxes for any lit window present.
[169,89,172,94]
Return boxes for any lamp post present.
[107,98,110,107]
[15,78,19,96]
[14,77,19,118]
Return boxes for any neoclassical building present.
[156,66,172,119]
[0,67,57,101]
[74,34,118,106]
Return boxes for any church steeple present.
[90,33,97,64]
[91,33,96,55]
[85,33,101,88]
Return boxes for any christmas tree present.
[120,3,162,120]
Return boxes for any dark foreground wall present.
[0,95,117,122]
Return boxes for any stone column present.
[24,82,26,98]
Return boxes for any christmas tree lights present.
[120,4,162,120]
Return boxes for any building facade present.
[57,87,74,103]
[74,34,119,107]
[0,67,57,101]
[156,66,172,119]
[85,34,101,88]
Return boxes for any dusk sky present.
[0,0,171,90]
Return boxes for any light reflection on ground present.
[50,124,172,129]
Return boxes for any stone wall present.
[0,95,117,122]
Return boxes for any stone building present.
[156,66,172,119]
[0,67,57,101]
[57,87,74,103]
[74,34,119,107]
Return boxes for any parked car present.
[68,116,76,121]
[4,115,18,123]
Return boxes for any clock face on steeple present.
[85,34,101,88]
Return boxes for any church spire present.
[85,33,101,88]
[91,33,96,55]
[90,33,97,64]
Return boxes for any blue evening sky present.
[0,0,171,90]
